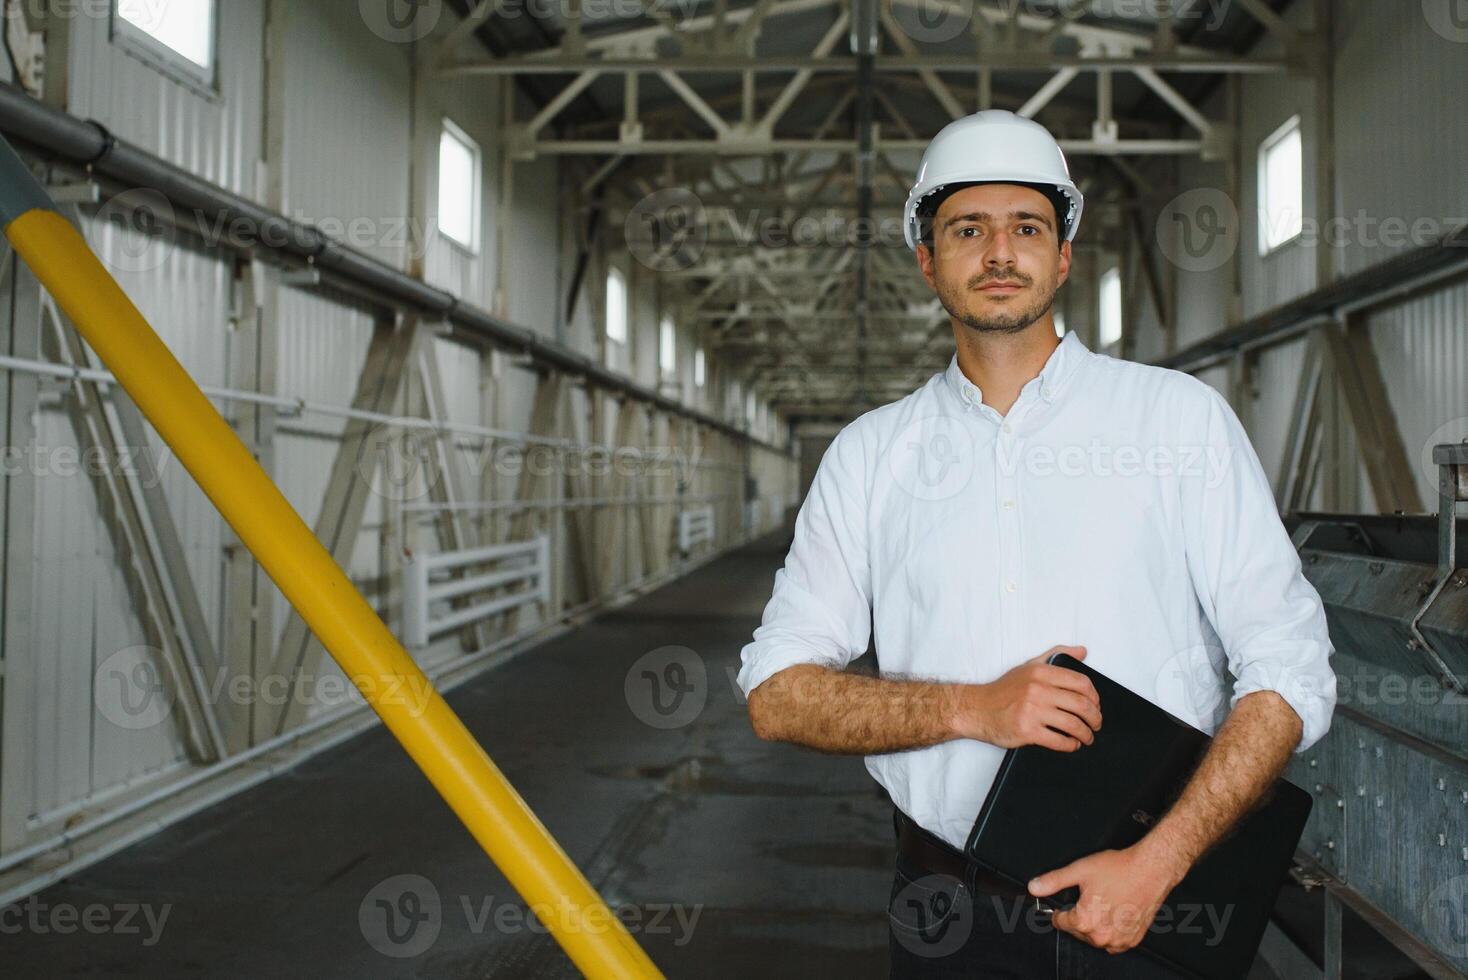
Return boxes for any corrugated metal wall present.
[1236,1,1318,317]
[1136,0,1467,515]
[69,0,265,198]
[0,0,791,886]
[1334,1,1468,277]
[1366,281,1468,507]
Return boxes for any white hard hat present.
[903,109,1084,250]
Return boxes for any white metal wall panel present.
[1365,280,1468,508]
[432,336,485,429]
[1147,1,1466,523]
[283,1,412,269]
[505,87,564,334]
[27,400,191,828]
[424,229,485,304]
[422,73,501,308]
[1165,155,1235,354]
[1235,3,1317,320]
[66,0,265,198]
[1165,0,1468,341]
[1248,334,1309,496]
[14,0,275,840]
[72,225,234,634]
[1334,0,1468,277]
[23,228,233,827]
[269,287,379,723]
[268,285,378,669]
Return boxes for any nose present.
[982,229,1018,270]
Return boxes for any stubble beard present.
[937,268,1058,335]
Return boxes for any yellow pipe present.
[3,206,663,978]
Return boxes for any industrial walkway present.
[6,528,1428,979]
[6,530,893,979]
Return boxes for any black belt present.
[893,807,1049,911]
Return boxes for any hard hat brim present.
[905,173,1084,250]
[912,179,1078,248]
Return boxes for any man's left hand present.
[1027,841,1190,954]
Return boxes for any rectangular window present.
[694,347,706,387]
[114,0,216,86]
[606,267,627,344]
[659,316,676,376]
[1258,116,1303,255]
[1098,266,1122,347]
[438,120,481,252]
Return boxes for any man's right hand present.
[946,645,1102,751]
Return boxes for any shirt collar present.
[944,329,1091,409]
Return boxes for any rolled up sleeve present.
[1179,384,1338,753]
[736,424,873,700]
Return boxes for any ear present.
[1056,239,1072,288]
[917,241,936,290]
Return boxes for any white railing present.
[678,504,715,553]
[402,536,551,648]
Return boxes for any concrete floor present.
[3,530,1429,978]
[6,532,893,979]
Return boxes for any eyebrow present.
[942,210,1054,232]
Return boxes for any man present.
[735,110,1337,978]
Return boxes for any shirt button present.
[1002,422,1012,434]
[1002,499,1014,509]
[1005,581,1017,593]
[1042,386,1052,398]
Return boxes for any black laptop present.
[963,651,1313,980]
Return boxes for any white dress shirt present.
[736,329,1338,852]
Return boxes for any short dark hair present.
[917,180,1071,250]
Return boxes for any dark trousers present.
[887,822,1194,978]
